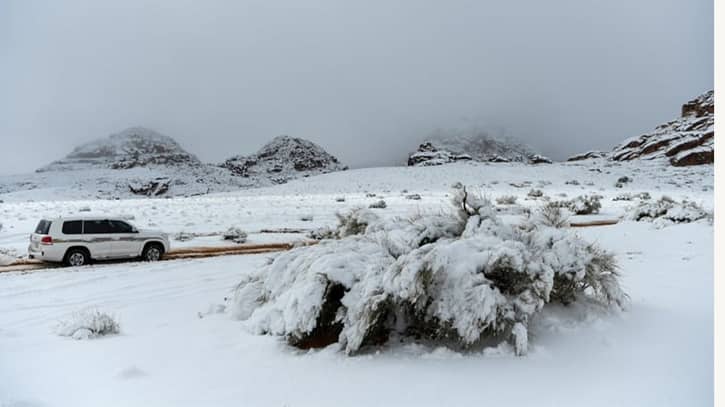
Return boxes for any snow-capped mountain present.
[609,90,714,166]
[37,127,202,172]
[221,136,347,184]
[0,129,347,200]
[408,129,551,166]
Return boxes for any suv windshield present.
[34,220,52,234]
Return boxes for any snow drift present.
[231,187,628,355]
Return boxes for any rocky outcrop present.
[407,142,472,166]
[610,91,714,166]
[567,151,607,162]
[407,131,551,166]
[221,136,346,184]
[38,127,201,172]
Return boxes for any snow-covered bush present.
[615,176,632,188]
[223,227,248,244]
[534,202,570,228]
[369,200,387,209]
[299,214,314,222]
[56,309,120,340]
[405,194,422,200]
[495,195,517,205]
[335,196,346,202]
[231,187,627,356]
[307,227,336,241]
[568,195,602,215]
[628,197,711,226]
[335,208,379,238]
[612,192,651,202]
[527,189,543,198]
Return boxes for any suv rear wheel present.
[142,243,163,262]
[64,248,88,267]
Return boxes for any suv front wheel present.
[142,243,164,262]
[64,248,89,267]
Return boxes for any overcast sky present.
[0,0,713,175]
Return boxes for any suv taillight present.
[40,236,53,245]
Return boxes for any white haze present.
[0,0,713,174]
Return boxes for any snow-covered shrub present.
[405,194,422,200]
[369,200,387,209]
[56,309,120,340]
[307,227,336,241]
[565,180,580,186]
[335,196,346,202]
[495,195,517,205]
[615,176,632,188]
[231,187,627,356]
[535,202,570,228]
[568,195,602,215]
[628,197,711,225]
[335,208,379,238]
[223,227,248,244]
[612,192,649,202]
[365,192,377,198]
[299,214,314,222]
[527,189,543,198]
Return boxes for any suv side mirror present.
[131,227,139,233]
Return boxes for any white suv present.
[28,217,170,267]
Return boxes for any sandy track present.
[0,241,316,273]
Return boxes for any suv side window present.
[62,220,83,235]
[83,220,113,234]
[34,220,52,234]
[109,220,134,233]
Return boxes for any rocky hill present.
[37,127,202,172]
[408,130,551,166]
[610,90,714,166]
[221,136,347,184]
[0,130,348,200]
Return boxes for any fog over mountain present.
[0,0,713,175]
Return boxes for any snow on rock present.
[37,127,202,172]
[407,129,551,166]
[567,151,607,161]
[0,130,346,199]
[231,188,627,355]
[610,90,714,166]
[221,136,347,185]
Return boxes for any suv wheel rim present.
[69,252,85,266]
[146,247,161,261]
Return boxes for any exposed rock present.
[221,136,346,184]
[408,130,549,166]
[566,151,607,162]
[128,178,171,196]
[528,154,553,164]
[610,91,713,166]
[570,151,608,161]
[407,142,472,166]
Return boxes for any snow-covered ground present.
[0,159,713,406]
